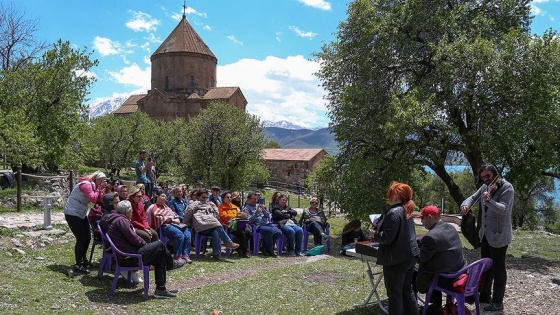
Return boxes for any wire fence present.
[0,167,75,212]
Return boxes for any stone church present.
[114,13,247,120]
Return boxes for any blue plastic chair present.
[105,234,151,299]
[422,258,493,315]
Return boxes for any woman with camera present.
[64,171,108,274]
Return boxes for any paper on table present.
[369,214,381,224]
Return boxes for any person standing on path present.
[461,164,514,312]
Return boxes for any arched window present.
[190,75,196,87]
[165,76,169,90]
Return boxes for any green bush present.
[546,222,560,234]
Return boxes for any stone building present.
[114,14,247,119]
[263,148,328,188]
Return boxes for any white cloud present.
[185,7,207,18]
[275,32,282,42]
[93,36,122,56]
[289,26,318,39]
[126,11,159,32]
[227,35,243,45]
[107,63,151,91]
[217,55,328,128]
[74,69,97,80]
[531,5,545,16]
[203,25,212,31]
[297,0,331,11]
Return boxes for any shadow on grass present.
[507,255,560,274]
[336,301,388,315]
[46,263,74,277]
[84,287,149,304]
[82,273,149,304]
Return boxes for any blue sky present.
[14,0,560,128]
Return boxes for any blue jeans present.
[200,226,231,256]
[257,225,282,251]
[280,225,303,254]
[162,224,191,258]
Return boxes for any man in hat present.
[416,205,466,314]
[208,185,222,206]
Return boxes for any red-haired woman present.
[368,181,419,315]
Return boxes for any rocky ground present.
[1,212,559,314]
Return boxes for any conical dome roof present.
[152,15,216,59]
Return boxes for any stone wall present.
[0,175,69,209]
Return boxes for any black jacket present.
[418,221,466,274]
[272,204,298,227]
[373,204,419,266]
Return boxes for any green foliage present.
[179,101,269,190]
[86,111,157,174]
[264,138,281,148]
[314,0,560,217]
[0,39,97,170]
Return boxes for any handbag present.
[460,211,480,249]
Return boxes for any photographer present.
[135,150,154,197]
[63,171,108,275]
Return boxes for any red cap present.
[417,205,440,218]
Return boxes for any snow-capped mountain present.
[86,98,326,131]
[261,120,307,130]
[88,97,127,118]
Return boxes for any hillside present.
[264,127,339,155]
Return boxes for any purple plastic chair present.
[194,226,231,259]
[104,234,151,299]
[422,258,493,315]
[96,221,114,280]
[302,222,331,254]
[251,224,283,256]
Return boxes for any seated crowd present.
[82,174,330,298]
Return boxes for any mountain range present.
[87,98,338,154]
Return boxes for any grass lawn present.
[0,218,387,315]
[1,215,559,314]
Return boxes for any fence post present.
[16,166,22,212]
[43,196,52,230]
[69,170,74,197]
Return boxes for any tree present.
[86,111,156,175]
[179,102,269,190]
[0,0,48,70]
[0,39,97,170]
[315,0,560,216]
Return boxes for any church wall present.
[151,52,217,91]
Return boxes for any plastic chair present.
[302,222,331,254]
[104,234,151,299]
[88,221,105,265]
[96,221,114,280]
[194,226,231,259]
[422,258,493,315]
[252,224,284,256]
